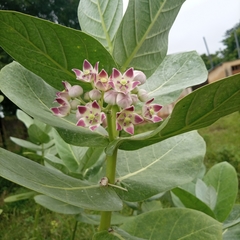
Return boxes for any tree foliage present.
[201,23,240,69]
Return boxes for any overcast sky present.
[123,0,240,55]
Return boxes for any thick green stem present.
[98,106,119,231]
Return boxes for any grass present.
[0,112,239,239]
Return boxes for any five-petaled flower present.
[109,68,140,94]
[51,96,71,117]
[116,106,144,135]
[76,101,106,131]
[142,98,163,123]
[72,59,98,83]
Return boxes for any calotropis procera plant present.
[0,0,240,239]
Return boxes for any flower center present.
[124,116,131,124]
[89,113,95,120]
[84,69,90,75]
[120,78,127,85]
[150,108,155,116]
[100,77,108,83]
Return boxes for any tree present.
[201,23,240,69]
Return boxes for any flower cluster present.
[51,60,163,135]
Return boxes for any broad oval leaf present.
[16,109,33,128]
[114,131,205,202]
[113,0,185,76]
[78,0,123,52]
[0,10,116,90]
[144,51,208,105]
[34,195,83,215]
[0,62,109,148]
[204,162,238,222]
[0,147,123,211]
[120,208,222,240]
[116,73,240,151]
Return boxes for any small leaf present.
[114,131,205,202]
[204,162,238,222]
[121,208,222,239]
[0,148,122,211]
[28,124,50,144]
[78,0,123,52]
[4,191,36,202]
[113,0,185,76]
[34,195,83,214]
[10,137,43,151]
[171,187,215,219]
[195,179,217,210]
[16,109,33,128]
[0,10,116,91]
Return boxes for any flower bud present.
[70,99,79,110]
[133,70,146,85]
[104,90,118,105]
[69,85,83,98]
[138,89,149,102]
[89,89,101,100]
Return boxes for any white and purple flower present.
[76,101,106,131]
[142,98,163,123]
[116,106,144,135]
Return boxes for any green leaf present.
[171,187,215,219]
[28,124,50,144]
[121,208,222,240]
[204,162,238,222]
[93,227,146,240]
[0,95,4,103]
[78,0,123,52]
[116,73,240,151]
[195,179,217,210]
[34,195,83,214]
[144,51,208,105]
[0,148,122,211]
[114,131,205,202]
[113,0,185,76]
[53,130,106,173]
[0,10,116,90]
[4,191,36,202]
[0,62,109,148]
[223,205,240,240]
[16,109,33,128]
[10,137,43,151]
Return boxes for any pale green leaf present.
[16,109,33,128]
[171,187,215,218]
[10,137,43,151]
[4,191,36,202]
[121,208,222,240]
[34,195,83,214]
[0,10,116,91]
[0,148,122,211]
[144,51,208,105]
[204,162,238,222]
[114,131,205,202]
[78,0,123,52]
[0,95,4,103]
[0,62,109,148]
[113,0,185,76]
[28,124,50,144]
[223,205,240,240]
[195,179,217,210]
